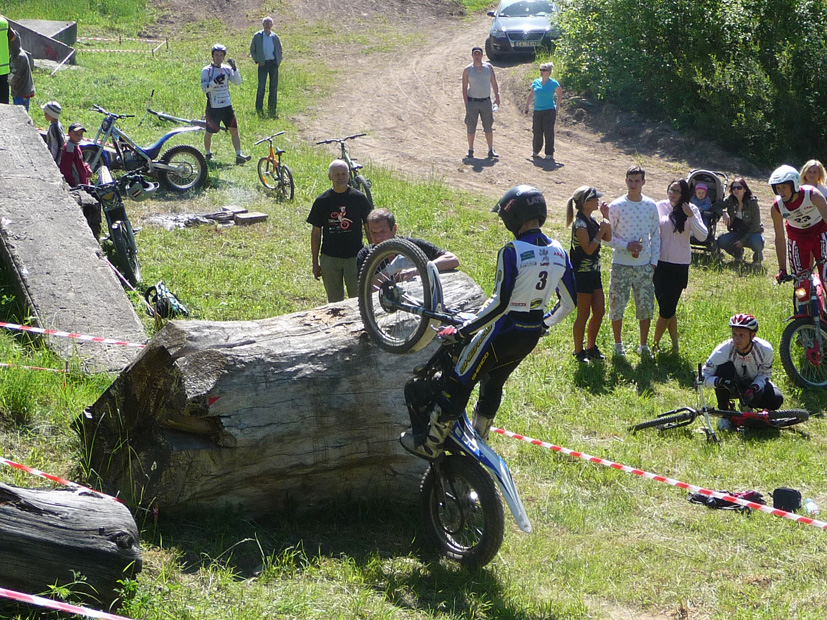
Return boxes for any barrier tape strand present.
[0,456,123,504]
[492,427,827,530]
[0,587,132,620]
[0,320,145,348]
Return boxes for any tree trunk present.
[0,483,141,604]
[77,271,487,517]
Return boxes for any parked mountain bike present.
[254,131,294,200]
[629,364,808,443]
[76,166,154,285]
[315,133,374,207]
[82,104,207,193]
[778,258,827,388]
[357,238,531,567]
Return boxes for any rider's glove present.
[776,269,788,284]
[742,385,759,406]
[227,58,237,71]
[714,377,736,392]
[437,326,462,344]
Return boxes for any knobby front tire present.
[630,410,694,432]
[257,157,278,190]
[110,220,141,285]
[420,456,504,568]
[357,238,436,353]
[765,409,810,428]
[159,145,207,193]
[779,317,827,388]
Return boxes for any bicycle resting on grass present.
[315,133,373,207]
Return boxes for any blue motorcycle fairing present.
[140,126,203,159]
[447,414,532,533]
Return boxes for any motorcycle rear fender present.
[141,126,204,159]
[448,414,532,533]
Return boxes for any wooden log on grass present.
[0,483,141,603]
[77,271,486,516]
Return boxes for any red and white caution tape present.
[0,587,133,620]
[0,456,123,504]
[0,320,145,348]
[78,36,164,44]
[493,427,827,531]
[80,48,155,54]
[0,362,65,373]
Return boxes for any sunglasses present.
[540,68,550,72]
[731,185,744,190]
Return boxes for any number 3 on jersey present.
[535,270,548,290]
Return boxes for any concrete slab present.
[0,105,146,372]
[9,19,75,64]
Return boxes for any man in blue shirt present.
[249,16,283,118]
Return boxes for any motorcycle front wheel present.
[158,145,207,192]
[420,455,504,568]
[109,220,141,285]
[780,317,827,388]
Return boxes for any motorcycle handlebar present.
[90,104,134,119]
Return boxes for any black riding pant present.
[713,360,784,411]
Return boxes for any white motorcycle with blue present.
[357,238,531,567]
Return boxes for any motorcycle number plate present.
[101,117,112,131]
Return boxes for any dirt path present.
[297,7,779,258]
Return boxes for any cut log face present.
[77,271,487,516]
[0,483,141,603]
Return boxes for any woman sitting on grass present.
[718,178,764,265]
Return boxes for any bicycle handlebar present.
[254,131,286,146]
[315,133,367,145]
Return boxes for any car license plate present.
[513,40,540,47]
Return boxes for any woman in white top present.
[652,179,707,352]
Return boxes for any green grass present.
[3,2,827,619]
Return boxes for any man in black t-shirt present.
[356,208,460,274]
[307,159,372,302]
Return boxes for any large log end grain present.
[77,271,487,516]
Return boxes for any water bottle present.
[804,498,820,516]
[492,103,499,112]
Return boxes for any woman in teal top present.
[524,61,562,160]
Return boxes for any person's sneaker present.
[532,152,540,158]
[466,149,474,159]
[236,153,251,164]
[544,154,554,160]
[573,350,590,364]
[584,345,605,361]
[614,342,626,357]
[205,152,213,161]
[637,344,653,359]
[717,418,732,431]
[488,149,499,158]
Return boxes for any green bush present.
[558,0,827,164]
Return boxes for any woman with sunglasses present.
[523,62,561,161]
[717,178,765,265]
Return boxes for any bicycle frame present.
[254,131,286,170]
[316,133,367,185]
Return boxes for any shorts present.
[608,263,655,321]
[465,99,494,134]
[574,270,602,294]
[205,104,238,134]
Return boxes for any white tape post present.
[493,427,827,531]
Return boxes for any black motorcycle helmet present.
[492,185,547,235]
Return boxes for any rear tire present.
[278,164,295,201]
[110,220,141,285]
[158,145,207,192]
[766,409,810,428]
[420,456,504,568]
[353,174,373,208]
[780,317,827,388]
[357,238,436,353]
[630,410,694,432]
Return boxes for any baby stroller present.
[687,169,727,261]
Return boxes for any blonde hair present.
[800,160,827,186]
[566,185,592,226]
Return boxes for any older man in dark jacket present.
[249,16,283,117]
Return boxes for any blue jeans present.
[717,231,764,262]
[256,60,279,115]
[12,96,30,110]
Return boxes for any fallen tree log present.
[77,271,486,516]
[0,483,141,604]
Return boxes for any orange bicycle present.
[255,131,294,200]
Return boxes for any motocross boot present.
[400,407,452,460]
[471,404,494,441]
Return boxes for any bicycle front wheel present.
[630,410,695,432]
[278,164,295,201]
[357,238,436,353]
[110,220,141,285]
[257,157,278,190]
[779,317,827,388]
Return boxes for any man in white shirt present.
[201,43,250,164]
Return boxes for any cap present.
[41,101,62,118]
[471,46,483,53]
[695,182,708,191]
[68,122,86,133]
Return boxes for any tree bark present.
[0,483,141,604]
[77,271,487,517]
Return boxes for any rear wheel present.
[353,174,373,208]
[277,164,295,201]
[110,220,141,285]
[357,238,436,353]
[766,409,810,428]
[420,456,504,568]
[257,157,278,190]
[779,317,827,388]
[158,145,207,192]
[630,410,695,432]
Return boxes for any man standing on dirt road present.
[249,16,282,118]
[462,46,500,160]
[307,159,372,303]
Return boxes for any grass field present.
[3,2,827,619]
